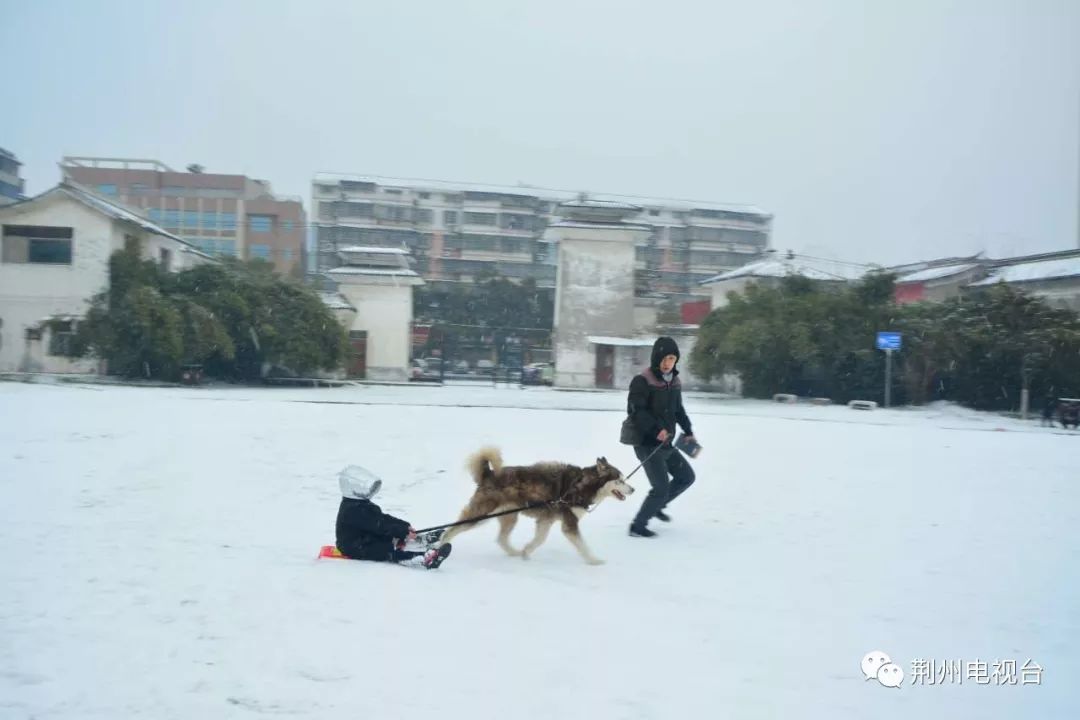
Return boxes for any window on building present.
[220,212,237,230]
[414,209,433,224]
[2,225,74,264]
[443,210,458,226]
[248,215,274,233]
[218,239,237,256]
[316,184,338,195]
[464,212,497,226]
[97,184,118,195]
[182,210,199,228]
[384,188,403,195]
[201,212,219,229]
[46,321,74,356]
[419,192,431,199]
[248,244,271,259]
[160,248,172,271]
[162,210,181,227]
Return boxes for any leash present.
[413,442,668,535]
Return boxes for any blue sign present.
[876,332,902,351]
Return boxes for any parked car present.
[421,357,449,374]
[453,360,471,374]
[522,362,554,386]
[475,359,496,375]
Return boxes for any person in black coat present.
[335,466,451,569]
[625,336,697,538]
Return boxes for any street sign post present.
[876,332,902,407]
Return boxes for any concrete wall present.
[1013,278,1080,311]
[552,226,645,388]
[708,276,761,308]
[336,281,413,381]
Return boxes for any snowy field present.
[1,380,1077,719]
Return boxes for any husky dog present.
[438,447,635,565]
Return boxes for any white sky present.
[4,0,1078,265]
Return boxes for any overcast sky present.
[4,0,1078,265]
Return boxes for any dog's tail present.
[465,446,503,483]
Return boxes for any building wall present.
[336,282,413,381]
[553,229,642,388]
[708,276,759,308]
[1012,279,1080,311]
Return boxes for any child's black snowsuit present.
[335,497,423,562]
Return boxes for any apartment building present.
[311,174,772,300]
[61,157,305,276]
[0,148,26,205]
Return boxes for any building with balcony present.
[61,157,305,276]
[311,174,772,300]
[0,148,26,205]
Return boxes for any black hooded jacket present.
[335,497,412,557]
[626,336,693,447]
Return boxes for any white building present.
[325,246,424,381]
[545,200,655,389]
[0,182,211,374]
[700,250,871,309]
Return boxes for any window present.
[220,212,237,230]
[147,208,163,223]
[182,210,199,228]
[201,212,219,229]
[443,210,458,226]
[2,225,73,264]
[384,188,403,195]
[248,215,274,233]
[464,212,496,226]
[160,248,172,271]
[414,209,433,224]
[248,244,271,259]
[218,239,236,256]
[97,184,118,195]
[162,210,181,227]
[419,192,431,199]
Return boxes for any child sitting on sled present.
[335,465,451,570]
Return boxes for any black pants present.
[631,444,696,527]
[338,538,424,563]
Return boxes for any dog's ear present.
[596,456,608,468]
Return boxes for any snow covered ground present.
[1,380,1077,719]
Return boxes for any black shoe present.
[629,524,657,538]
[655,510,672,523]
[423,544,452,569]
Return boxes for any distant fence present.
[411,322,552,386]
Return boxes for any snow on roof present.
[337,246,410,255]
[895,263,981,284]
[319,293,355,311]
[546,220,654,232]
[56,182,193,248]
[326,267,420,277]
[559,199,643,212]
[586,336,656,347]
[970,256,1080,286]
[701,259,837,283]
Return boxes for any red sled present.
[318,544,347,559]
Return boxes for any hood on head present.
[650,336,680,372]
[338,465,383,500]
